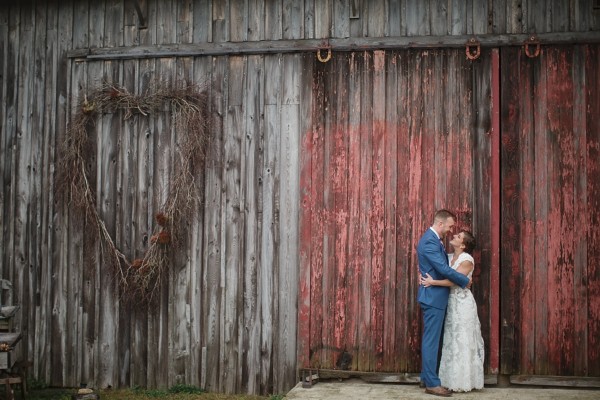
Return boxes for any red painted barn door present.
[500,45,600,377]
[298,49,496,375]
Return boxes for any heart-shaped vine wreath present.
[58,82,211,305]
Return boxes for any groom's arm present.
[422,243,470,288]
[422,261,474,287]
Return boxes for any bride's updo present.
[462,231,476,253]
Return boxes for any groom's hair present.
[462,231,476,253]
[434,209,456,223]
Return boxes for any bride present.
[420,231,485,392]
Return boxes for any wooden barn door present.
[500,45,600,379]
[298,49,497,376]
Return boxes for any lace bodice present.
[448,252,474,278]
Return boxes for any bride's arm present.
[420,261,474,287]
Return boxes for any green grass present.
[24,385,283,400]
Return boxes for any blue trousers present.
[419,303,446,388]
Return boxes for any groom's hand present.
[467,276,473,289]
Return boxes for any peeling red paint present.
[298,49,498,376]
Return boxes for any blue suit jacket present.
[417,228,470,310]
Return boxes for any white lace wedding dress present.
[439,252,485,392]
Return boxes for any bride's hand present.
[420,273,434,287]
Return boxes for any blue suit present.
[417,228,469,388]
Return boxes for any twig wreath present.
[57,82,211,305]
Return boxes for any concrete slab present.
[285,379,600,400]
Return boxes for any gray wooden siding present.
[1,0,599,395]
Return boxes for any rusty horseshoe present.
[524,35,541,58]
[465,37,481,61]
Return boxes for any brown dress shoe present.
[425,386,452,397]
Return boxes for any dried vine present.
[57,82,211,305]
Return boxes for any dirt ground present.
[285,378,600,400]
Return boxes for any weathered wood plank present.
[511,0,525,33]
[332,0,349,38]
[201,55,226,392]
[276,81,299,397]
[572,45,589,377]
[221,56,244,394]
[307,55,325,370]
[13,0,33,379]
[585,45,600,376]
[382,51,398,371]
[357,52,373,371]
[370,50,385,371]
[406,50,426,372]
[429,0,448,35]
[230,0,247,42]
[152,57,175,389]
[48,0,74,386]
[0,5,7,296]
[533,47,550,375]
[406,0,429,35]
[549,0,569,32]
[297,52,311,373]
[394,51,412,372]
[473,47,495,373]
[344,52,362,372]
[261,83,279,396]
[546,47,575,375]
[517,43,536,376]
[129,57,154,389]
[247,0,263,41]
[528,0,547,33]
[331,53,350,372]
[499,46,522,375]
[156,0,175,44]
[104,0,124,47]
[367,0,386,38]
[88,1,105,49]
[320,53,336,370]
[449,0,466,35]
[189,55,211,389]
[177,0,192,44]
[240,54,262,394]
[314,0,331,39]
[136,0,154,45]
[169,56,194,387]
[387,0,402,36]
[211,0,228,43]
[273,55,302,393]
[264,0,282,40]
[117,56,136,387]
[192,0,211,43]
[282,0,303,40]
[472,0,489,34]
[95,60,121,390]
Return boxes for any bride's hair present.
[462,231,476,253]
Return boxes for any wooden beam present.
[298,369,498,385]
[510,375,600,388]
[67,32,600,60]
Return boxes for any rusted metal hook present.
[317,47,332,63]
[465,37,481,61]
[524,35,541,58]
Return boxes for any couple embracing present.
[417,209,485,397]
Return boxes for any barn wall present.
[500,44,600,377]
[0,0,599,396]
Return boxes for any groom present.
[417,209,471,397]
